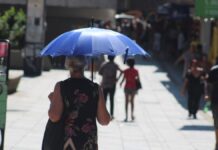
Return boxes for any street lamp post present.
[24,0,46,76]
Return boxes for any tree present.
[0,7,26,48]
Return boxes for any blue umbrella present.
[41,27,148,57]
[40,27,149,80]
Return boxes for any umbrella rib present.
[106,34,126,55]
[70,31,81,55]
[106,36,115,55]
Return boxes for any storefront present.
[195,0,218,64]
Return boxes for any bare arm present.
[136,70,140,80]
[174,53,184,65]
[204,81,212,101]
[181,79,188,96]
[97,86,111,125]
[117,67,123,81]
[120,74,125,86]
[48,82,64,122]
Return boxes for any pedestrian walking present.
[42,56,111,150]
[181,59,204,119]
[98,55,122,119]
[120,58,140,122]
[205,57,218,150]
[174,41,197,78]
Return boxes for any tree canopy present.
[0,7,26,48]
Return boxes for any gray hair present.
[65,56,86,72]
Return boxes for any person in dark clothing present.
[46,56,110,150]
[98,56,122,119]
[181,59,204,119]
[205,58,218,150]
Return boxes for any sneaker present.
[193,114,197,119]
[131,116,135,121]
[188,113,192,118]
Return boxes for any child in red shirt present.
[120,58,140,122]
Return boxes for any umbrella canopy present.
[40,27,148,57]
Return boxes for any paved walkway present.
[4,56,215,150]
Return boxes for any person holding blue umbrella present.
[42,56,111,150]
[41,26,149,149]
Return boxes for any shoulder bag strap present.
[93,83,99,101]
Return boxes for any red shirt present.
[124,68,138,89]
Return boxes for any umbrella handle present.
[91,17,94,27]
[123,48,129,64]
[91,58,94,81]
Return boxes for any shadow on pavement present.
[135,56,156,66]
[180,125,214,131]
[161,81,187,109]
[7,109,27,112]
[135,56,188,108]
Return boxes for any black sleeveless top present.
[61,77,99,150]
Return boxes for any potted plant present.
[0,7,26,69]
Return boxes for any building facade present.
[0,0,117,43]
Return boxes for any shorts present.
[124,88,137,95]
[212,105,218,129]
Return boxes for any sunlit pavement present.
[5,56,215,150]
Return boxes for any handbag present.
[42,82,67,150]
[41,119,65,150]
[135,78,142,90]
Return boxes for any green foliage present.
[0,7,26,48]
